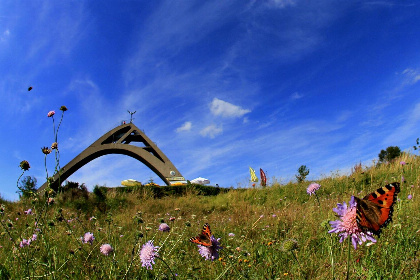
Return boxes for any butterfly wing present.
[356,182,400,235]
[189,223,212,247]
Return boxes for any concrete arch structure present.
[38,123,184,192]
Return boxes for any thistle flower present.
[47,111,55,117]
[281,239,298,252]
[307,183,321,195]
[158,223,170,232]
[41,147,52,155]
[400,161,406,166]
[139,240,159,270]
[100,244,114,256]
[328,196,376,250]
[19,160,30,171]
[81,232,95,245]
[60,106,68,112]
[51,142,58,150]
[197,235,222,261]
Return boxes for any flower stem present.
[156,256,176,279]
[314,192,321,207]
[346,236,351,280]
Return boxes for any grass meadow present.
[1,152,420,279]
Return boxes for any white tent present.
[190,177,210,185]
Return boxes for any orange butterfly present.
[190,223,212,247]
[355,182,400,236]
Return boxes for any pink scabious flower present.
[139,240,159,270]
[100,244,114,256]
[158,223,170,232]
[81,232,95,245]
[47,111,55,117]
[408,194,413,200]
[30,234,37,242]
[20,239,30,248]
[307,183,321,195]
[328,196,376,250]
[197,235,222,261]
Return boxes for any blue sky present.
[1,0,420,201]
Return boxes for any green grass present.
[1,153,420,279]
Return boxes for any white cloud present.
[210,98,250,118]
[267,0,296,9]
[200,124,223,138]
[176,121,192,132]
[290,92,303,100]
[1,29,10,41]
[402,68,420,85]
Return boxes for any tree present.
[17,176,37,198]
[296,165,310,183]
[378,146,401,163]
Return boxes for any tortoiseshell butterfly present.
[355,182,400,236]
[190,223,212,247]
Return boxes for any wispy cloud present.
[1,29,10,41]
[200,124,223,138]
[290,92,303,100]
[176,121,192,132]
[210,98,250,118]
[402,68,420,85]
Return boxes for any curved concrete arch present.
[38,123,184,192]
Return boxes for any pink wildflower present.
[307,183,321,195]
[329,196,376,249]
[139,240,159,270]
[100,244,114,256]
[47,111,55,117]
[158,223,170,232]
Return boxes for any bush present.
[17,176,37,199]
[378,146,401,163]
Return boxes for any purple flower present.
[408,194,413,200]
[197,235,222,261]
[401,175,405,182]
[228,233,235,237]
[139,240,159,270]
[400,161,406,166]
[307,183,321,195]
[100,244,114,256]
[328,196,376,250]
[24,209,32,215]
[158,223,170,232]
[81,232,95,245]
[20,239,30,248]
[30,234,37,242]
[47,111,55,117]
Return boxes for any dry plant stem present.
[292,250,304,279]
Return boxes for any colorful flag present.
[249,167,258,182]
[260,168,267,187]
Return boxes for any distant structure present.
[38,122,185,193]
[127,110,136,123]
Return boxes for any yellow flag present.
[249,167,258,182]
